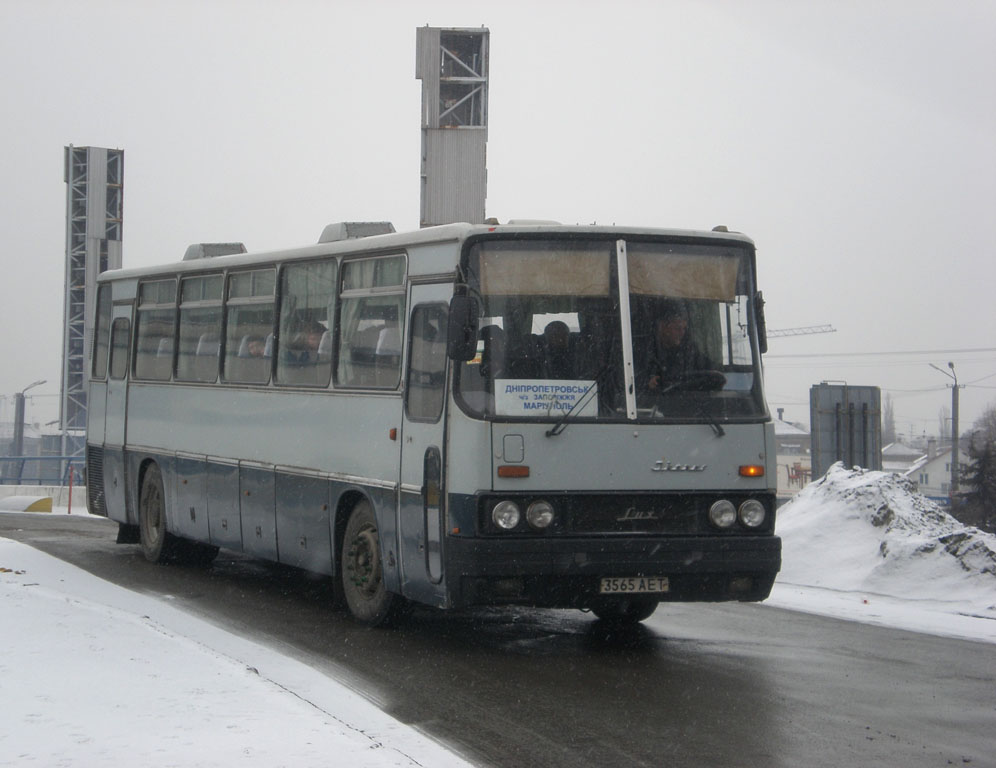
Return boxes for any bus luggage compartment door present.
[239,461,276,560]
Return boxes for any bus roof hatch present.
[182,243,247,260]
[318,222,396,243]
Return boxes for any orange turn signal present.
[739,465,765,477]
[497,465,530,478]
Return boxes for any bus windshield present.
[455,238,767,423]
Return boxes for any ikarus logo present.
[652,458,707,472]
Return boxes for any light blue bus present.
[86,221,781,625]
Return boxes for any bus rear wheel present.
[342,500,403,626]
[590,599,659,624]
[138,463,174,563]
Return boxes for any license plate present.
[599,576,669,594]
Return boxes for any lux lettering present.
[618,507,659,521]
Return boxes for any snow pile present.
[775,462,996,618]
[0,536,471,768]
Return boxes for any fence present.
[0,456,84,486]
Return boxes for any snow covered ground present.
[1,463,994,766]
[0,531,472,768]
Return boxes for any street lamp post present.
[11,379,46,484]
[930,363,960,502]
[12,379,47,458]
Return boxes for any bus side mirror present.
[755,291,768,355]
[447,295,480,361]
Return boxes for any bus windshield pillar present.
[615,239,637,419]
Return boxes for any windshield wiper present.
[545,358,615,438]
[698,405,726,437]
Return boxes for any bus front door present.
[399,287,450,606]
[103,308,132,523]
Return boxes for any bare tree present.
[938,405,951,442]
[882,394,896,444]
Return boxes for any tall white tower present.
[61,145,123,451]
[416,27,490,227]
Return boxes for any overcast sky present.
[1,0,993,439]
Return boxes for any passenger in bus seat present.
[238,335,266,358]
[542,320,574,379]
[285,320,326,365]
[505,333,543,378]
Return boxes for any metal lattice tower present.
[416,26,489,227]
[61,145,123,448]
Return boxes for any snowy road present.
[2,512,993,768]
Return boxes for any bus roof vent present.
[318,221,396,243]
[182,243,247,260]
[504,219,562,226]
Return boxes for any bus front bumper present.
[444,534,781,609]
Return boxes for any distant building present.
[774,411,811,499]
[809,383,882,478]
[904,445,970,504]
[881,441,924,473]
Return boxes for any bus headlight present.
[526,500,554,529]
[738,499,766,528]
[492,500,521,530]
[708,500,737,529]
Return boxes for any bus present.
[86,221,781,625]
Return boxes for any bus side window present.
[134,279,176,381]
[405,305,448,422]
[337,298,405,388]
[276,259,336,387]
[335,255,407,389]
[109,318,131,380]
[224,269,275,385]
[92,285,112,379]
[176,274,223,383]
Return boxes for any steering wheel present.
[657,369,727,395]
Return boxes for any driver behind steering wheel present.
[640,299,713,397]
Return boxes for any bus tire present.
[590,599,658,624]
[138,462,174,564]
[342,500,403,626]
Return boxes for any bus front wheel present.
[342,500,403,626]
[138,463,174,564]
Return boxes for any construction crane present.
[767,324,836,338]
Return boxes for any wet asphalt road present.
[2,513,994,767]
